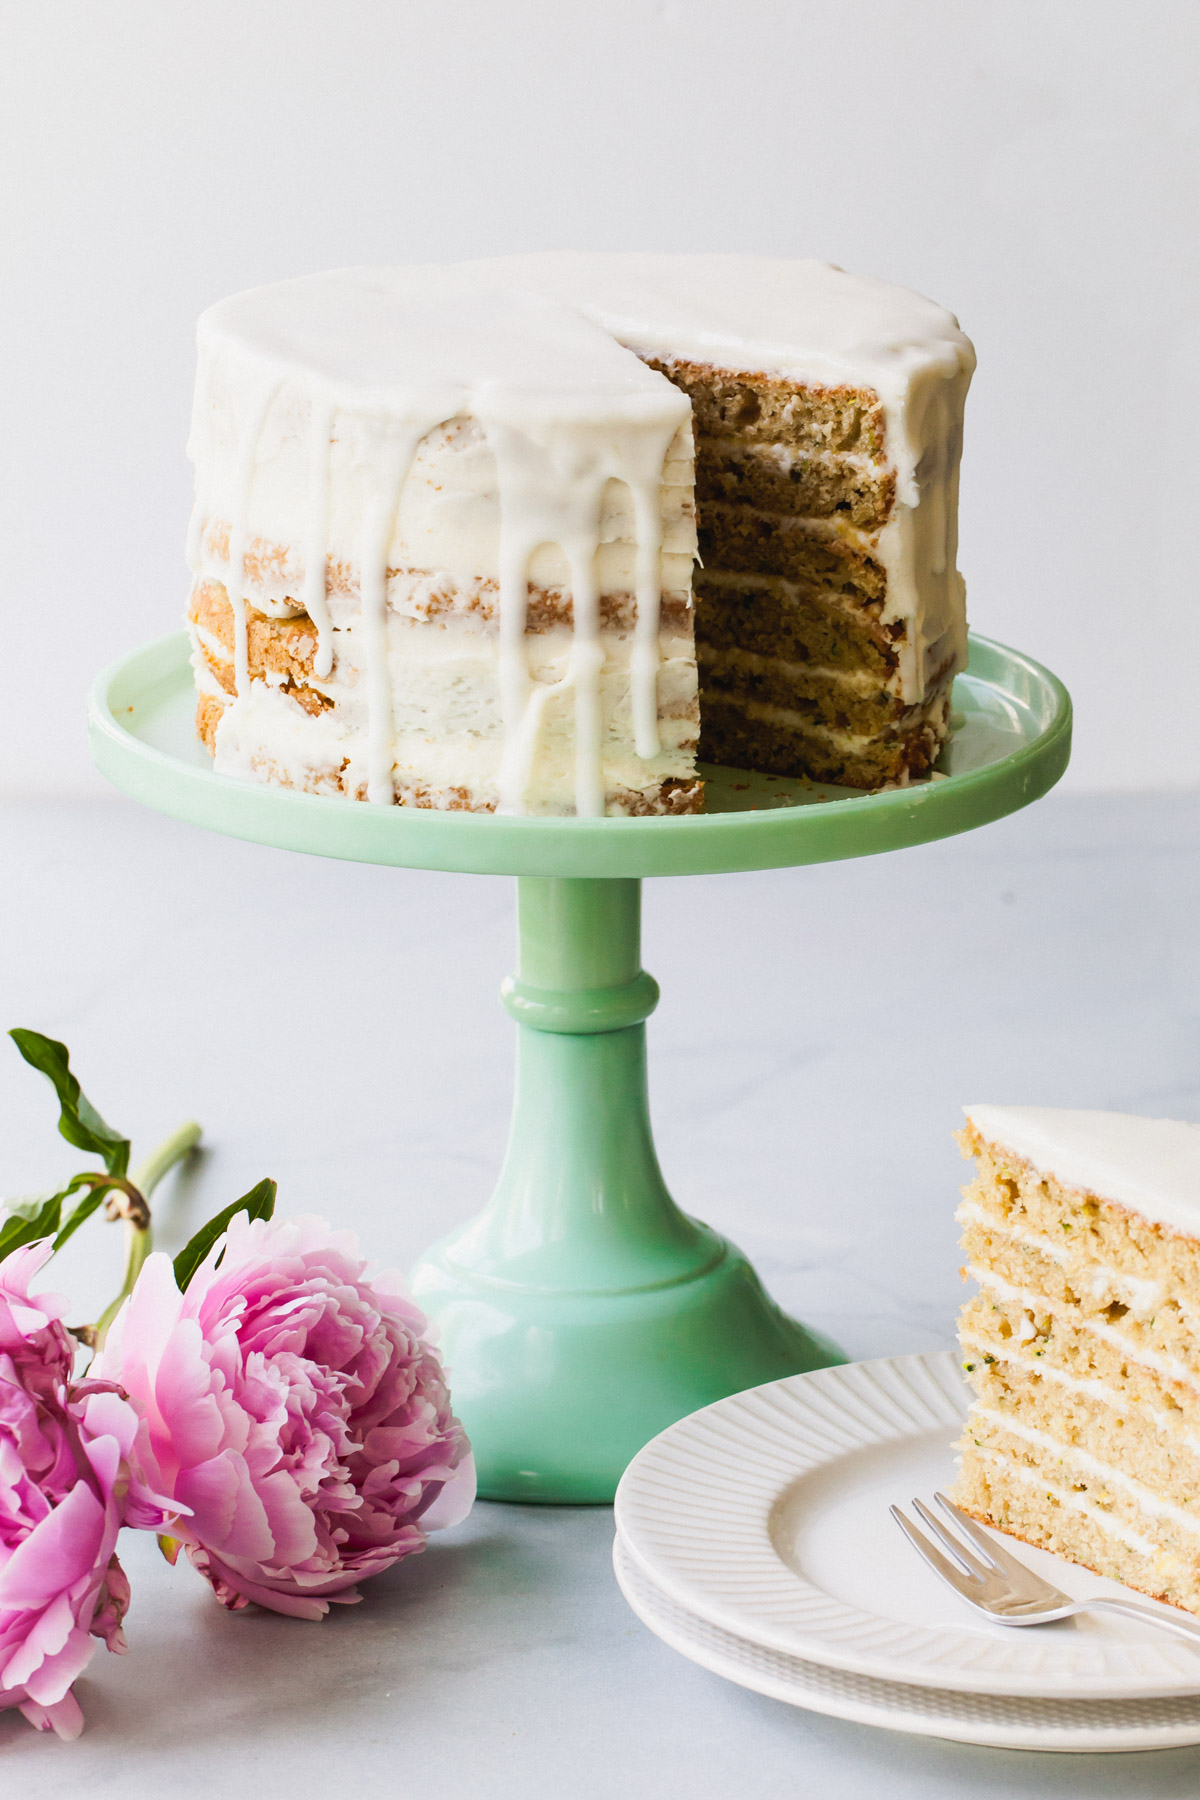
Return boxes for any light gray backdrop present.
[2,0,1196,795]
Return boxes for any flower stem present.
[131,1121,203,1213]
[93,1121,201,1348]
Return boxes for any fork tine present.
[911,1497,991,1581]
[932,1493,1055,1594]
[889,1504,980,1598]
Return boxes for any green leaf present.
[0,1170,133,1262]
[1,1190,61,1226]
[172,1178,276,1292]
[51,1183,112,1252]
[9,1030,130,1179]
[0,1190,68,1258]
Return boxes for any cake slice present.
[952,1105,1200,1615]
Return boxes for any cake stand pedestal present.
[89,633,1070,1502]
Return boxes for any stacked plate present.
[612,1351,1200,1752]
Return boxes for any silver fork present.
[891,1492,1200,1646]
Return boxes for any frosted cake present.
[186,254,975,816]
[953,1105,1200,1616]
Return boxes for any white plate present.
[613,1534,1200,1752]
[614,1350,1200,1701]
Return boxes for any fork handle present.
[1086,1596,1200,1644]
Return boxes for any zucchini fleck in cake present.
[953,1106,1200,1616]
[185,255,974,816]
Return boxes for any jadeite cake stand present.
[88,631,1070,1502]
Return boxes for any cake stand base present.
[415,1245,834,1505]
[410,877,840,1502]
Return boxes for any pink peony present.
[98,1214,474,1620]
[0,1242,165,1740]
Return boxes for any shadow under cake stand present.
[88,631,1070,1503]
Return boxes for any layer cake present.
[953,1105,1200,1616]
[186,255,975,815]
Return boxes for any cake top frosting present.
[198,268,690,412]
[201,254,973,397]
[452,251,975,398]
[964,1105,1200,1235]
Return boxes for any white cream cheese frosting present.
[965,1105,1200,1236]
[187,256,974,814]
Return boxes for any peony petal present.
[17,1619,94,1701]
[153,1327,232,1468]
[175,1452,275,1561]
[95,1253,183,1415]
[1,1240,57,1296]
[0,1482,106,1610]
[96,1251,182,1370]
[75,1386,140,1462]
[418,1454,477,1532]
[250,1469,319,1567]
[19,1688,84,1740]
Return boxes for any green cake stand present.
[88,632,1070,1502]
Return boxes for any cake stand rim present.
[87,631,1072,878]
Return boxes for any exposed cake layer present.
[973,1411,1200,1563]
[191,581,700,816]
[698,679,952,788]
[694,571,902,680]
[697,643,912,734]
[959,1132,1200,1287]
[962,1357,1200,1517]
[695,562,956,785]
[698,504,887,606]
[693,440,893,530]
[642,356,888,457]
[955,1447,1200,1616]
[633,345,965,786]
[961,1226,1200,1370]
[952,1107,1200,1617]
[959,1283,1200,1418]
[958,1120,1200,1365]
[194,685,700,815]
[964,1107,1200,1239]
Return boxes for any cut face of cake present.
[186,254,975,816]
[953,1105,1200,1616]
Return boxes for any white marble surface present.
[2,789,1200,1795]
